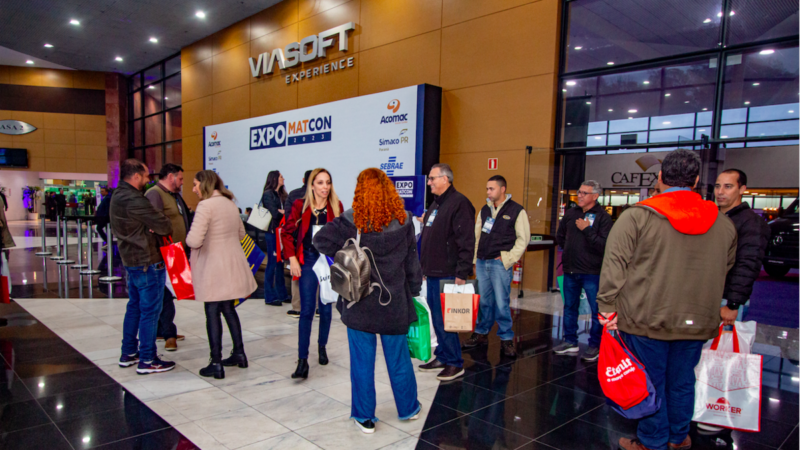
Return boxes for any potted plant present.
[22,186,42,220]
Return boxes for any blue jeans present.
[425,276,463,368]
[562,273,602,348]
[475,259,514,340]
[348,328,420,423]
[298,250,331,359]
[264,233,288,303]
[621,332,705,450]
[122,263,166,362]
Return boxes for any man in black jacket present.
[284,170,312,317]
[555,180,612,361]
[419,163,476,381]
[715,169,770,324]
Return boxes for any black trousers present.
[204,300,244,363]
[157,287,177,340]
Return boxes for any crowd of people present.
[106,148,769,443]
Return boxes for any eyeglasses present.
[427,175,447,183]
[576,190,595,197]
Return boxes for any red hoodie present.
[638,190,719,235]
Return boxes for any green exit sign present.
[530,236,542,242]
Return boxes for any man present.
[55,189,66,218]
[95,187,112,248]
[597,149,737,450]
[285,170,312,318]
[463,175,530,357]
[715,169,771,324]
[553,180,613,362]
[145,163,190,352]
[111,159,176,374]
[419,163,476,381]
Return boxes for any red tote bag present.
[160,237,195,301]
[598,314,650,410]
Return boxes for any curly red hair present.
[352,168,407,233]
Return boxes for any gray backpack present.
[330,231,390,309]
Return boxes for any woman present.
[261,171,289,306]
[186,170,257,379]
[314,168,422,434]
[281,168,343,379]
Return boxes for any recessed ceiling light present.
[164,97,169,100]
[82,437,91,444]
[685,101,690,103]
[608,109,613,112]
[562,89,567,92]
[44,43,53,48]
[759,49,775,55]
[698,129,706,132]
[628,109,637,113]
[25,60,34,64]
[567,123,572,125]
[702,108,708,110]
[149,37,158,43]
[566,81,576,86]
[607,61,615,65]
[729,10,735,15]
[643,81,650,84]
[70,19,80,25]
[744,101,750,104]
[628,117,633,119]
[595,136,601,140]
[574,46,582,50]
[721,135,728,138]
[196,10,206,18]
[703,18,712,23]
[663,121,671,125]
[115,56,123,62]
[753,82,760,86]
[665,93,671,97]
[586,101,591,105]
[717,12,723,17]
[789,110,795,113]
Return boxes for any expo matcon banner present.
[204,85,425,210]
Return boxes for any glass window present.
[649,113,696,130]
[747,120,800,137]
[165,142,182,165]
[130,73,141,92]
[564,0,723,73]
[144,65,162,84]
[132,91,142,119]
[609,118,649,133]
[165,108,182,141]
[588,135,607,146]
[587,121,607,134]
[721,107,748,124]
[145,114,163,146]
[164,75,181,110]
[165,55,181,77]
[145,146,163,175]
[143,82,163,116]
[722,45,799,116]
[133,120,142,148]
[607,131,648,145]
[720,123,747,138]
[747,139,800,147]
[727,0,800,46]
[649,128,695,143]
[748,103,799,122]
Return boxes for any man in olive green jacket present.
[597,149,737,450]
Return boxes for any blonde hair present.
[195,170,235,201]
[302,168,341,217]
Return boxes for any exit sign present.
[488,158,498,170]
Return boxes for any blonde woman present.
[280,168,343,379]
[186,170,257,379]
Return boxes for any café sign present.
[0,120,37,135]
[248,22,357,85]
[585,152,668,189]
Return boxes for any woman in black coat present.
[260,171,289,306]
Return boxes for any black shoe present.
[315,308,320,317]
[282,297,292,303]
[418,359,446,372]
[462,332,488,349]
[291,359,309,379]
[319,345,329,365]
[501,340,517,358]
[354,419,375,434]
[286,310,300,318]
[436,365,466,381]
[221,353,248,368]
[265,300,283,306]
[199,362,225,379]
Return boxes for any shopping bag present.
[159,237,194,300]
[234,234,266,308]
[247,203,272,231]
[314,255,337,305]
[0,252,10,304]
[557,275,592,316]
[440,284,480,332]
[703,321,756,353]
[693,324,762,432]
[408,297,436,362]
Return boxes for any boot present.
[199,361,225,379]
[319,345,329,365]
[291,359,309,379]
[221,352,248,368]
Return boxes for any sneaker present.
[286,310,300,318]
[462,333,488,349]
[501,340,517,358]
[581,346,600,362]
[668,436,691,450]
[354,419,375,434]
[436,365,465,381]
[619,438,655,450]
[265,300,283,306]
[418,359,446,372]
[165,337,178,352]
[407,404,422,421]
[136,357,176,374]
[553,342,579,355]
[119,353,139,367]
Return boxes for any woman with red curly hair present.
[314,168,423,434]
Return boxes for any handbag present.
[247,198,273,232]
[159,237,195,300]
[313,255,338,305]
[234,234,266,308]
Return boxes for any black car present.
[763,198,799,278]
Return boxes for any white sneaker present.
[354,419,375,434]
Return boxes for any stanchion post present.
[57,218,74,265]
[51,215,64,260]
[35,214,52,256]
[71,218,87,269]
[99,223,122,283]
[80,219,101,275]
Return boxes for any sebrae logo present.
[705,397,742,415]
[380,156,403,176]
[208,131,221,147]
[380,99,408,124]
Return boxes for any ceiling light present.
[70,19,80,25]
[703,18,712,23]
[685,101,690,103]
[628,109,637,113]
[586,101,591,105]
[82,437,91,443]
[44,43,53,48]
[57,404,63,410]
[149,37,158,43]
[195,10,206,18]
[608,109,613,112]
[164,97,169,100]
[663,121,671,125]
[702,108,708,110]
[628,117,633,119]
[759,49,775,55]
[562,89,567,92]
[789,110,795,113]
[665,93,671,97]
[25,60,34,64]
[698,129,706,132]
[753,82,760,86]
[744,101,750,104]
[595,136,601,140]
[38,383,44,388]
[115,56,123,62]
[611,191,617,193]
[574,46,582,50]
[729,10,735,15]
[643,81,650,84]
[567,123,572,125]
[607,61,615,65]
[717,12,723,17]
[148,85,155,89]
[721,135,728,138]
[566,81,576,86]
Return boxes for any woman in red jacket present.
[281,168,343,379]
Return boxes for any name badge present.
[482,217,495,234]
[426,210,438,227]
[585,213,596,226]
[312,225,323,237]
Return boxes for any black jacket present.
[260,190,285,232]
[420,185,476,279]
[110,181,172,267]
[314,210,423,335]
[556,203,613,275]
[286,185,306,213]
[723,202,771,308]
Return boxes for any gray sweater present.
[313,210,423,335]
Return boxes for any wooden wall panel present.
[298,0,361,64]
[214,20,251,55]
[250,75,298,117]
[182,35,214,69]
[183,97,214,138]
[299,0,351,21]
[212,85,251,125]
[360,0,443,50]
[358,30,441,96]
[251,0,299,39]
[212,43,252,94]
[43,113,75,130]
[182,58,214,102]
[297,61,358,108]
[442,0,542,27]
[440,149,527,209]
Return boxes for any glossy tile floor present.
[4,220,800,449]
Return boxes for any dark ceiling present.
[0,0,283,74]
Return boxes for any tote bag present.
[247,201,272,232]
[159,237,195,300]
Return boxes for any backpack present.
[330,231,391,309]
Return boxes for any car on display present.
[763,198,799,278]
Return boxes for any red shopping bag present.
[160,237,195,300]
[598,315,650,410]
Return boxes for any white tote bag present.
[692,325,763,432]
[313,255,338,305]
[247,202,272,231]
[702,321,757,353]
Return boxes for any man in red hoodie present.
[597,149,737,450]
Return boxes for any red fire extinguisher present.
[512,260,523,287]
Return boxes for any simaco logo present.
[380,99,408,124]
[380,156,403,176]
[706,397,742,415]
[208,130,221,147]
[250,116,332,150]
[208,149,222,162]
[446,308,471,314]
[379,136,408,146]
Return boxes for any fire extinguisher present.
[512,260,523,286]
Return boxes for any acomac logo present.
[211,131,218,140]
[208,131,221,147]
[380,156,403,176]
[706,397,742,415]
[380,100,408,124]
[388,99,401,113]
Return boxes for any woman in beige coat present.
[186,170,257,379]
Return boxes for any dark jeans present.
[425,276,463,368]
[157,287,177,340]
[621,332,705,450]
[298,250,331,359]
[122,263,165,361]
[348,328,420,423]
[205,300,244,363]
[263,233,288,303]
[96,223,108,244]
[562,273,602,348]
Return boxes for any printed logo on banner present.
[250,116,333,150]
[388,99,401,113]
[208,149,222,162]
[208,131,222,147]
[705,397,742,415]
[380,156,404,176]
[380,99,408,125]
[395,180,414,198]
